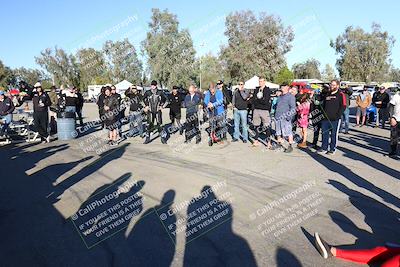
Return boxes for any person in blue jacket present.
[204,82,225,142]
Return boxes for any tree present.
[389,67,400,82]
[0,60,15,88]
[321,64,337,81]
[196,54,227,90]
[12,67,48,85]
[77,48,109,89]
[142,8,197,88]
[273,66,294,85]
[331,23,395,83]
[35,47,81,88]
[103,39,142,84]
[292,58,321,79]
[220,10,294,82]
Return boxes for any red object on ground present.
[336,246,400,266]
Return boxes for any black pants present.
[76,108,83,126]
[185,113,200,141]
[170,112,182,127]
[312,122,321,145]
[146,111,163,134]
[33,111,49,140]
[390,122,400,154]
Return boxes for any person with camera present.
[125,85,144,138]
[373,86,390,129]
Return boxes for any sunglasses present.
[239,83,244,85]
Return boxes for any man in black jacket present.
[0,90,15,137]
[318,80,345,155]
[232,81,250,143]
[168,86,184,135]
[143,80,168,144]
[125,85,144,138]
[97,87,106,129]
[250,77,272,147]
[184,85,202,144]
[75,87,84,127]
[30,82,52,143]
[372,86,390,129]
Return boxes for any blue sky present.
[1,0,399,74]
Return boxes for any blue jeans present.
[321,119,341,151]
[0,114,12,135]
[65,106,76,113]
[340,108,350,133]
[233,109,248,141]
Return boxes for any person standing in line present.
[340,86,353,134]
[168,85,184,135]
[372,86,390,129]
[142,80,168,144]
[388,88,400,158]
[232,80,250,143]
[125,85,144,138]
[75,87,84,127]
[310,86,329,149]
[297,93,311,148]
[103,86,119,146]
[204,82,225,144]
[30,82,52,143]
[111,85,123,138]
[317,80,346,155]
[61,86,79,113]
[250,77,272,147]
[274,83,296,153]
[355,86,372,127]
[216,80,231,140]
[0,90,15,137]
[97,87,106,129]
[183,85,202,144]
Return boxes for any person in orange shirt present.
[355,87,372,127]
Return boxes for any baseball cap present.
[34,82,42,88]
[151,80,158,86]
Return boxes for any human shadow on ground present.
[276,247,303,267]
[183,186,257,267]
[303,149,400,208]
[328,180,400,247]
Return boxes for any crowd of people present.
[0,77,399,157]
[90,78,400,157]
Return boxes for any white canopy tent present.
[244,76,279,89]
[115,80,133,94]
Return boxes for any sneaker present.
[316,148,328,154]
[326,150,336,155]
[231,138,239,142]
[143,137,151,144]
[46,136,50,143]
[196,138,201,144]
[109,141,118,147]
[314,232,332,259]
[252,140,260,147]
[284,145,293,153]
[297,142,307,148]
[243,140,248,143]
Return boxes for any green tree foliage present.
[321,64,337,81]
[103,39,142,84]
[331,23,395,83]
[35,47,80,88]
[273,66,294,85]
[77,48,109,89]
[220,10,294,82]
[292,58,321,79]
[0,60,15,88]
[142,8,197,88]
[196,54,227,90]
[13,67,48,85]
[389,67,400,82]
